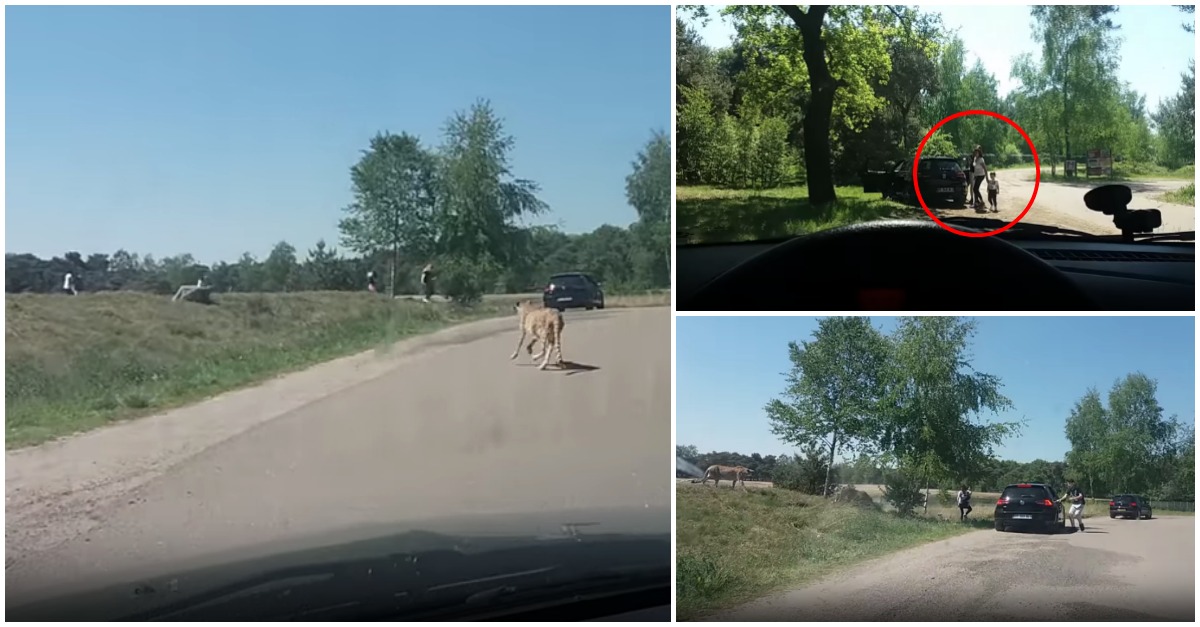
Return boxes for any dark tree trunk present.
[780,5,838,206]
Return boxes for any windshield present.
[550,275,591,289]
[676,6,1195,243]
[5,4,671,620]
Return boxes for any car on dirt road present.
[543,272,605,311]
[862,156,969,207]
[994,482,1065,533]
[1109,494,1153,520]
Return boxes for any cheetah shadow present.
[515,360,601,375]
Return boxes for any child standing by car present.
[987,172,1000,213]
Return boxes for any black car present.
[994,482,1065,533]
[1109,494,1152,519]
[543,272,605,311]
[862,156,969,207]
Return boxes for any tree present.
[339,132,438,297]
[765,317,891,496]
[881,317,1020,511]
[435,100,548,303]
[625,130,671,283]
[1065,373,1187,497]
[1028,6,1121,162]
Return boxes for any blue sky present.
[677,316,1196,464]
[691,4,1194,111]
[6,5,669,264]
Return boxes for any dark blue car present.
[543,272,605,311]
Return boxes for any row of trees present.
[676,5,1195,193]
[6,100,671,300]
[678,316,1194,504]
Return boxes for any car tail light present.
[546,283,555,293]
[1109,501,1116,506]
[1130,502,1137,507]
[1041,499,1054,507]
[996,497,1008,505]
[1017,483,1032,487]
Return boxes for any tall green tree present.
[882,317,1019,510]
[1028,5,1121,162]
[765,317,891,496]
[1066,373,1187,497]
[338,132,438,297]
[625,130,671,282]
[435,100,548,302]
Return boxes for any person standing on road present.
[1062,479,1086,532]
[987,172,1000,213]
[957,484,973,521]
[971,146,989,211]
[420,263,436,303]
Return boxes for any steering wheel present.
[681,220,1096,311]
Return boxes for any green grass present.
[5,290,668,449]
[676,185,912,245]
[1034,163,1195,184]
[1159,183,1195,206]
[675,485,980,620]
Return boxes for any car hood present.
[7,505,669,621]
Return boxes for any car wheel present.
[1109,514,1116,519]
[994,521,1004,532]
[585,306,594,311]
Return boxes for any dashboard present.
[677,236,1194,311]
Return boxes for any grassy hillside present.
[5,290,667,448]
[675,483,981,620]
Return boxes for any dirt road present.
[706,514,1194,621]
[942,168,1194,235]
[6,307,671,605]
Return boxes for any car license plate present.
[1116,508,1126,512]
[1013,514,1032,520]
[937,187,954,193]
[557,296,573,302]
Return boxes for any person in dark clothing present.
[420,263,435,303]
[1062,479,1086,532]
[366,270,378,293]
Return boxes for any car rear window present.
[550,275,589,288]
[920,159,962,173]
[1002,485,1049,500]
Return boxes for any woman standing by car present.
[970,146,989,211]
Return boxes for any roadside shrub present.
[882,471,926,516]
[773,446,838,495]
[938,487,955,507]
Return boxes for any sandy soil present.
[706,514,1194,621]
[938,168,1194,236]
[6,307,671,605]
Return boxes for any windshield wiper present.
[1127,231,1195,243]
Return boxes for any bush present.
[774,447,838,495]
[436,257,500,306]
[882,471,926,516]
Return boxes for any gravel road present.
[6,307,671,605]
[705,514,1194,621]
[939,168,1194,236]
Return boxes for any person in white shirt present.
[62,272,77,296]
[971,146,988,210]
[957,484,973,521]
[987,172,1000,213]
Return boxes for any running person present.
[1062,479,1086,532]
[957,484,973,521]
